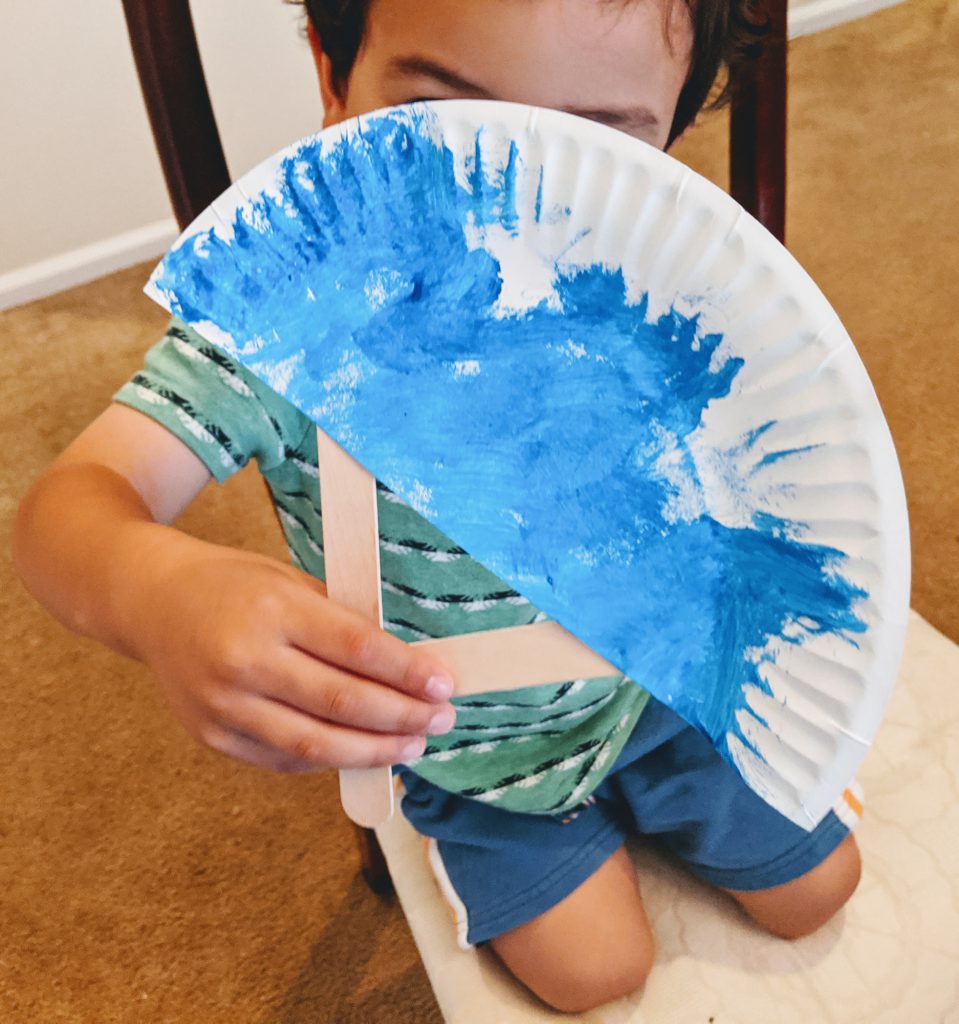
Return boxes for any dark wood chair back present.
[121,0,230,230]
[730,0,788,240]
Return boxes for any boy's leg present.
[397,768,654,1013]
[490,845,655,1013]
[722,833,862,940]
[609,698,865,943]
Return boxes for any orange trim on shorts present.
[842,786,863,818]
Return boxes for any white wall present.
[0,0,323,307]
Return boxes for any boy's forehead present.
[358,0,693,143]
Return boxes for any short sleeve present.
[113,318,313,483]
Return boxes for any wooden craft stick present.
[414,620,618,696]
[316,427,395,828]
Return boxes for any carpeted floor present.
[2,1,956,1020]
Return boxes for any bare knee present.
[490,846,656,1012]
[494,933,655,1013]
[539,952,653,1013]
[728,834,862,940]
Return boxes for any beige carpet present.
[2,0,956,1020]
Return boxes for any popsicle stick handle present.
[414,620,618,695]
[316,427,395,827]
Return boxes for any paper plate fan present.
[145,100,910,830]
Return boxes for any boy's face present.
[311,0,694,152]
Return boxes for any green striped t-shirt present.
[114,319,650,814]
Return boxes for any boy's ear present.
[306,20,348,126]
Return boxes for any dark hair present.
[296,0,766,146]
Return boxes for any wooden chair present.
[121,0,788,895]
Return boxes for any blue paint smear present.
[753,443,825,472]
[152,108,868,762]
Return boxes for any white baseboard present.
[0,218,178,313]
[788,0,907,39]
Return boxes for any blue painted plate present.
[146,100,909,829]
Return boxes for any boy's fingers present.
[207,727,319,774]
[263,648,456,737]
[221,693,427,770]
[285,591,455,702]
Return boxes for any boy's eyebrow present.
[387,55,660,132]
[563,105,660,132]
[387,56,496,98]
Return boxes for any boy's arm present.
[13,404,456,772]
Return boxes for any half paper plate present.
[145,100,910,830]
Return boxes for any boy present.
[13,0,862,1013]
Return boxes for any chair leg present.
[730,0,788,243]
[353,823,394,895]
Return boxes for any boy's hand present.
[129,542,456,773]
[13,404,455,775]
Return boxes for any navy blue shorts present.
[396,696,862,947]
